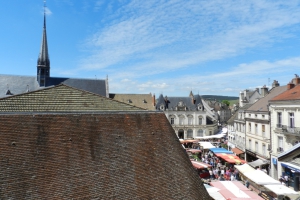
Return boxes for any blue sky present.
[1,1,300,97]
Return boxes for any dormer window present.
[178,101,183,107]
[6,90,13,95]
[160,104,165,110]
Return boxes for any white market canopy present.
[243,170,281,185]
[198,142,215,149]
[195,133,226,140]
[234,163,255,174]
[204,184,226,200]
[263,184,300,200]
[248,159,269,168]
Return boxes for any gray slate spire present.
[37,2,50,87]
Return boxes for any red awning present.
[231,148,244,155]
[180,139,199,144]
[186,149,202,153]
[215,153,246,164]
[191,161,212,169]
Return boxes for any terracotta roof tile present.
[270,84,300,101]
[247,86,286,112]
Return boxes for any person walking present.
[284,174,289,187]
[209,168,213,179]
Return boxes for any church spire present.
[37,0,50,87]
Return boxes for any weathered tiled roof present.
[0,74,107,98]
[109,93,155,110]
[247,86,286,112]
[0,113,210,199]
[270,84,300,101]
[0,84,144,112]
[227,111,238,125]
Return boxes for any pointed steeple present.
[37,1,50,87]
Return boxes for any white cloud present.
[70,0,300,96]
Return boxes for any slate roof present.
[0,74,107,98]
[246,86,286,112]
[155,94,203,111]
[278,143,300,159]
[0,113,210,199]
[109,93,155,110]
[227,111,238,125]
[270,84,300,101]
[0,84,144,113]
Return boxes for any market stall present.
[210,148,234,154]
[263,184,300,200]
[198,142,215,150]
[210,181,264,200]
[215,153,246,164]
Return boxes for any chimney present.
[152,94,156,106]
[261,85,269,97]
[294,74,300,85]
[287,82,295,90]
[272,80,280,88]
[255,88,259,92]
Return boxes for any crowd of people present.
[195,151,241,181]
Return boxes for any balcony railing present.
[276,124,282,128]
[277,147,284,153]
[276,125,300,135]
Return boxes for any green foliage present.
[201,95,238,102]
[222,100,230,106]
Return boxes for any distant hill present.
[201,95,238,101]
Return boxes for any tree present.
[222,100,230,107]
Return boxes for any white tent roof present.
[204,184,226,200]
[198,142,215,149]
[243,170,281,185]
[248,159,269,167]
[264,185,300,200]
[234,163,255,174]
[195,134,226,140]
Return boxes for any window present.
[289,112,295,128]
[277,112,282,127]
[248,123,251,132]
[209,131,212,135]
[255,142,258,152]
[198,117,203,125]
[278,136,283,148]
[170,117,174,125]
[188,116,193,125]
[255,114,257,118]
[248,114,251,117]
[248,140,252,150]
[187,129,193,138]
[262,115,265,119]
[197,129,203,137]
[262,144,266,156]
[255,124,258,134]
[179,116,184,125]
[262,125,265,137]
[278,136,283,152]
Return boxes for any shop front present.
[281,162,300,192]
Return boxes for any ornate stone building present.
[155,92,218,139]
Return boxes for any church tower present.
[37,2,50,87]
